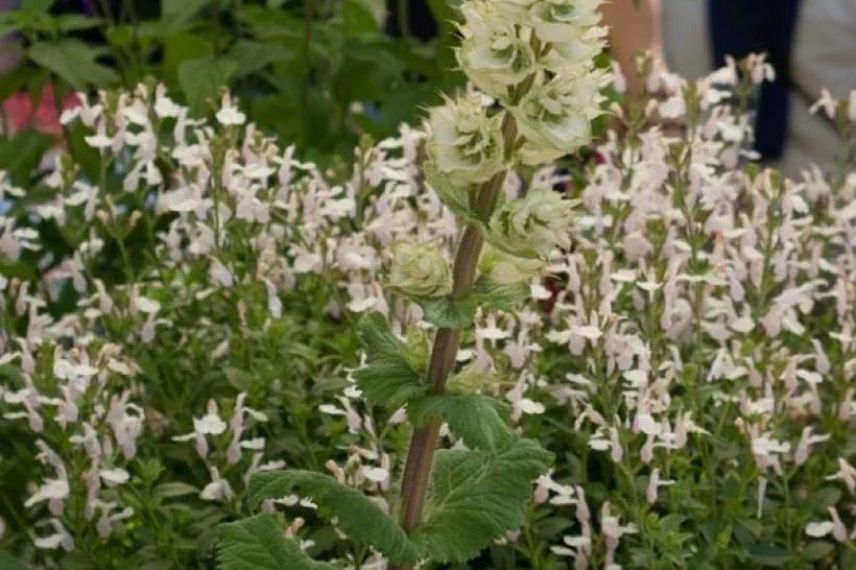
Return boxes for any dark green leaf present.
[218,513,336,570]
[162,32,214,84]
[28,40,119,90]
[162,0,211,31]
[417,295,478,329]
[227,40,295,80]
[0,130,55,186]
[178,56,236,113]
[414,437,552,562]
[248,470,419,563]
[408,394,513,451]
[747,544,790,566]
[803,541,834,562]
[354,312,424,408]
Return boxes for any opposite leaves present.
[218,513,336,570]
[247,470,420,564]
[412,437,552,563]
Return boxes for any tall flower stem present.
[390,113,517,570]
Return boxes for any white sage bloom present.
[387,242,452,298]
[425,94,506,196]
[458,1,538,99]
[488,189,574,258]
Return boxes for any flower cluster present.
[458,0,608,164]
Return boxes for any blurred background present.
[0,0,463,169]
[2,0,855,179]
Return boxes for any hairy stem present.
[391,113,517,570]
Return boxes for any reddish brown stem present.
[390,113,516,570]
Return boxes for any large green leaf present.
[162,0,211,31]
[413,437,551,563]
[354,312,424,408]
[408,394,513,451]
[28,40,119,90]
[178,55,237,113]
[416,295,478,329]
[0,130,55,186]
[248,470,419,563]
[218,513,337,570]
[227,40,295,80]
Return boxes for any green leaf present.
[414,437,552,562]
[178,56,236,114]
[154,482,200,498]
[354,312,424,408]
[0,130,55,186]
[472,277,530,312]
[0,552,25,570]
[422,159,476,220]
[803,541,834,562]
[162,0,211,31]
[162,32,214,84]
[416,295,478,329]
[28,40,119,90]
[248,470,419,563]
[747,543,790,566]
[408,394,513,451]
[55,14,101,32]
[227,40,294,80]
[218,513,336,570]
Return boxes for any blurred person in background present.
[603,0,856,178]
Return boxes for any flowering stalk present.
[396,112,519,538]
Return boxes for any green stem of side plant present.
[389,112,517,570]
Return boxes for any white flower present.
[33,519,73,551]
[24,479,69,508]
[489,188,573,258]
[194,409,227,435]
[805,521,835,538]
[518,398,546,415]
[200,467,234,502]
[216,94,246,126]
[387,241,452,297]
[99,468,130,486]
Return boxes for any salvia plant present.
[217,0,609,568]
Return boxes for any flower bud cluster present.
[394,0,600,300]
[457,0,609,164]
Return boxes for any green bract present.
[478,244,545,285]
[387,241,453,298]
[529,0,602,43]
[425,94,506,190]
[457,1,538,100]
[488,189,574,258]
[512,72,607,165]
